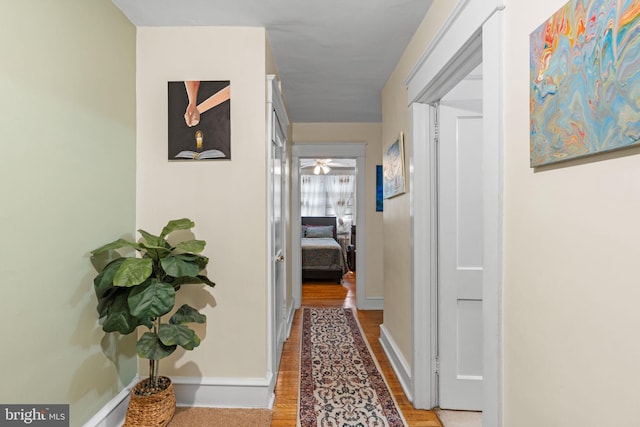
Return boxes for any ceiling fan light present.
[314,165,321,175]
[321,165,331,174]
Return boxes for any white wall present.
[136,27,270,379]
[0,1,137,425]
[383,0,640,424]
[503,0,640,425]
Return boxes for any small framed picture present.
[383,132,405,199]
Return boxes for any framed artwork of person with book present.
[168,80,231,160]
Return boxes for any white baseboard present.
[172,374,274,408]
[358,296,384,310]
[379,324,413,402]
[285,302,296,339]
[82,377,137,427]
[84,374,274,426]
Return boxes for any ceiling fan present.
[299,159,355,175]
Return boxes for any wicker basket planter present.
[124,376,176,427]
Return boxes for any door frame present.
[407,1,504,425]
[267,75,289,386]
[291,142,367,309]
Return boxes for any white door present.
[272,110,286,366]
[437,86,483,410]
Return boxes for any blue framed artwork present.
[376,165,383,212]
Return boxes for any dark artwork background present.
[168,80,231,160]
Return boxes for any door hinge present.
[432,357,440,375]
[433,102,440,145]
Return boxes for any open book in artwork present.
[174,149,225,160]
[174,129,225,160]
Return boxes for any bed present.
[301,216,346,283]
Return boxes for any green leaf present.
[176,239,206,254]
[161,255,201,278]
[91,238,140,255]
[113,258,153,287]
[128,279,176,318]
[176,253,209,270]
[170,304,206,325]
[137,229,164,247]
[93,258,125,298]
[136,332,177,360]
[138,316,154,329]
[90,249,122,273]
[138,242,172,261]
[158,323,201,350]
[172,275,216,288]
[160,218,194,239]
[101,291,138,334]
[97,288,118,318]
[196,275,215,287]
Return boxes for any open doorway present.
[291,143,367,309]
[299,158,357,305]
[406,2,504,425]
[299,158,356,277]
[436,65,484,420]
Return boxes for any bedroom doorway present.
[291,143,366,309]
[300,158,356,288]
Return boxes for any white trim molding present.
[172,375,274,408]
[359,296,383,311]
[406,0,505,102]
[266,74,289,400]
[285,301,296,340]
[406,1,505,425]
[409,102,439,409]
[82,377,138,427]
[379,324,412,403]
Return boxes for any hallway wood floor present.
[270,272,443,426]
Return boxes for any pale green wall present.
[0,1,137,425]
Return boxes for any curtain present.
[326,175,355,235]
[300,175,326,216]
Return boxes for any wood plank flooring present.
[271,272,442,426]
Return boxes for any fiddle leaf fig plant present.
[90,218,215,394]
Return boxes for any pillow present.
[305,225,334,238]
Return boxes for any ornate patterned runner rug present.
[298,307,407,427]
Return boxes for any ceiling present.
[112,0,433,123]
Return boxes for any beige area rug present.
[435,408,482,427]
[299,307,407,426]
[168,407,272,427]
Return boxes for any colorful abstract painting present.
[530,0,640,167]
